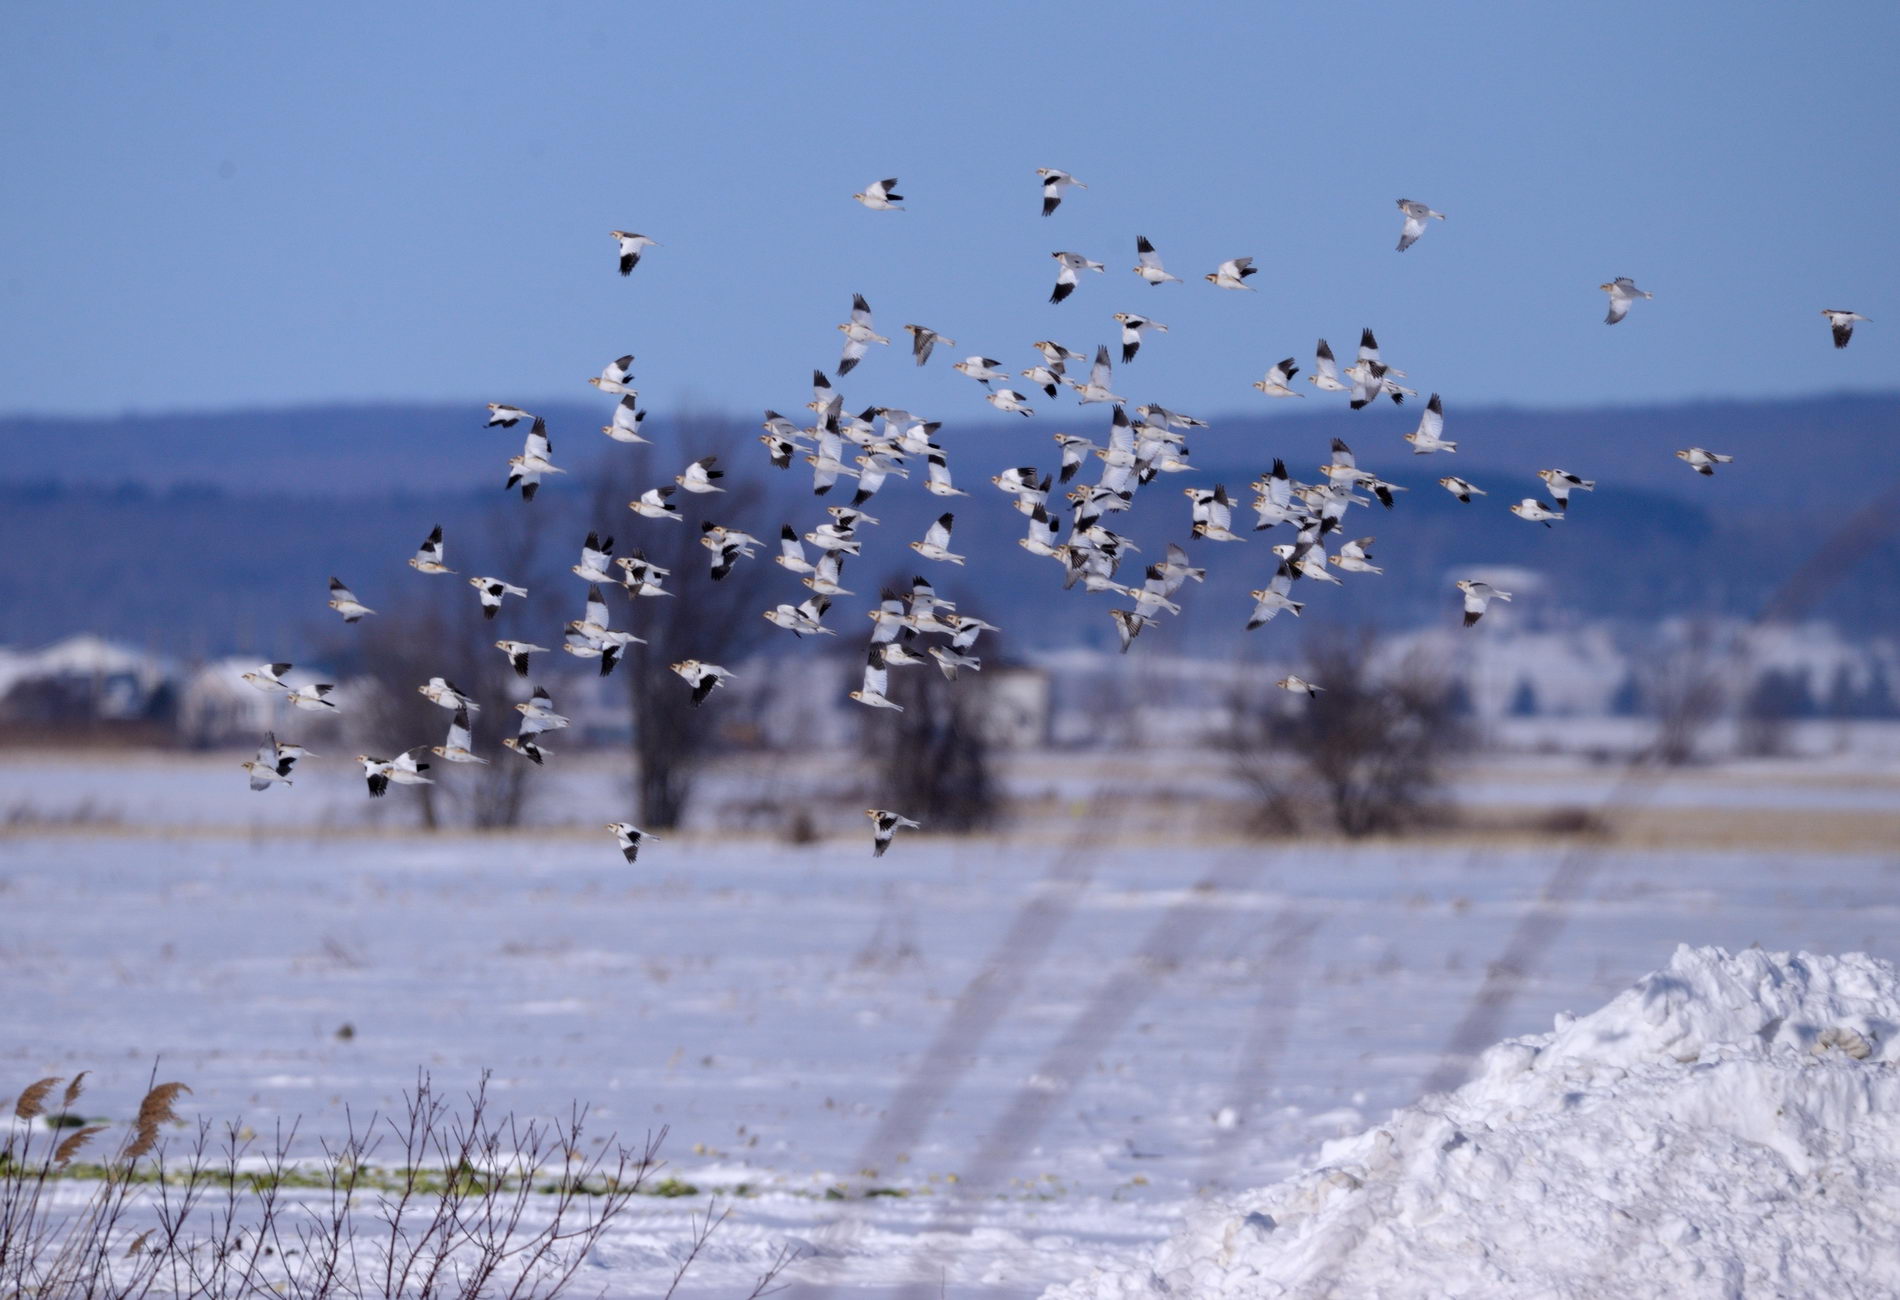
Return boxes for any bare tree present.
[588,417,784,829]
[863,644,998,831]
[1641,624,1727,766]
[1222,629,1464,837]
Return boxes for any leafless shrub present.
[3,1067,786,1300]
[862,647,998,832]
[1222,630,1465,837]
[589,417,784,829]
[1640,626,1727,766]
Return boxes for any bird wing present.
[1314,340,1340,382]
[1135,235,1163,271]
[863,647,890,696]
[850,293,874,327]
[924,513,954,549]
[1417,395,1444,440]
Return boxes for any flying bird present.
[953,356,1010,385]
[287,682,338,712]
[1821,309,1869,349]
[850,645,903,711]
[418,677,479,712]
[431,707,487,765]
[610,232,658,275]
[1676,447,1734,476]
[1438,476,1485,503]
[1050,251,1105,304]
[866,809,921,858]
[1537,469,1596,511]
[671,659,733,706]
[241,662,293,693]
[676,455,726,494]
[853,177,904,210]
[327,577,374,623]
[1205,257,1258,290]
[1276,675,1323,698]
[1112,313,1168,364]
[629,485,683,519]
[905,324,954,366]
[407,526,453,575]
[837,294,889,375]
[1252,357,1302,398]
[1404,395,1457,453]
[495,640,549,677]
[1308,339,1350,393]
[603,395,649,444]
[588,354,637,396]
[240,733,298,791]
[1510,498,1565,526]
[1246,562,1304,629]
[606,822,658,863]
[1037,168,1086,216]
[1456,579,1512,627]
[987,389,1035,416]
[515,686,569,732]
[573,532,616,583]
[1132,236,1181,286]
[485,403,535,428]
[1601,277,1653,325]
[1395,199,1445,252]
[470,575,527,619]
[910,513,965,565]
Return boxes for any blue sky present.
[5,1,1896,419]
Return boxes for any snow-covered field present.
[3,757,1898,1296]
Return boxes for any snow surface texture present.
[1051,944,1900,1300]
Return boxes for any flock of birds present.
[237,171,1873,860]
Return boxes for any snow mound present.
[1050,945,1900,1299]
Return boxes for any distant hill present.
[2,392,1897,657]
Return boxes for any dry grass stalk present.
[12,1077,60,1121]
[122,1081,191,1160]
[52,1126,106,1168]
[60,1072,89,1107]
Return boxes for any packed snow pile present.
[1050,945,1900,1299]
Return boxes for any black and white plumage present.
[1112,313,1168,364]
[240,732,298,791]
[1246,562,1305,629]
[1276,675,1323,698]
[1205,257,1258,290]
[952,356,1010,385]
[328,577,375,623]
[1036,168,1086,216]
[910,512,965,565]
[1070,345,1124,405]
[603,395,649,444]
[616,550,673,598]
[904,324,954,366]
[1252,357,1302,398]
[1308,339,1349,393]
[1601,277,1653,325]
[606,821,658,863]
[852,178,904,211]
[1395,199,1445,252]
[701,521,762,581]
[502,733,547,765]
[1053,434,1096,485]
[419,677,479,712]
[431,706,487,765]
[241,662,294,693]
[850,645,903,711]
[515,686,570,734]
[470,575,528,619]
[1187,485,1243,542]
[671,659,733,706]
[1050,251,1105,304]
[838,294,889,375]
[630,484,682,520]
[588,354,637,397]
[1132,236,1181,286]
[764,594,835,638]
[1404,395,1457,454]
[506,419,564,500]
[802,549,853,597]
[1509,498,1565,526]
[485,403,535,428]
[564,586,643,675]
[1821,309,1869,349]
[866,809,920,858]
[573,532,615,583]
[1675,447,1734,477]
[676,456,726,494]
[1439,476,1486,504]
[287,682,338,712]
[1537,469,1596,511]
[1456,579,1513,627]
[610,232,658,275]
[494,640,549,678]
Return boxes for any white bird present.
[602,396,649,443]
[1405,395,1457,453]
[906,448,961,499]
[1456,579,1513,627]
[987,389,1034,416]
[1032,340,1088,367]
[588,354,637,396]
[866,809,921,858]
[1537,469,1597,511]
[502,733,547,765]
[1070,345,1124,405]
[1821,309,1869,349]
[803,549,853,597]
[515,686,570,733]
[1037,168,1086,216]
[837,293,889,375]
[1205,256,1258,290]
[485,403,535,428]
[616,551,673,598]
[1250,459,1303,531]
[494,640,549,677]
[1246,562,1305,629]
[701,521,762,581]
[629,484,682,520]
[572,532,615,583]
[676,455,726,494]
[911,512,965,565]
[1022,362,1065,398]
[953,356,1010,385]
[1676,447,1734,476]
[1439,476,1485,503]
[1601,277,1653,325]
[328,577,374,623]
[241,662,294,693]
[1109,608,1151,654]
[1276,675,1323,697]
[565,587,643,675]
[850,645,904,711]
[1510,498,1565,526]
[470,575,528,619]
[431,707,487,765]
[1053,433,1096,484]
[1113,313,1168,364]
[287,682,338,712]
[671,659,733,706]
[506,418,564,501]
[1327,536,1382,576]
[240,733,297,791]
[1308,339,1350,393]
[1348,360,1389,411]
[764,594,835,638]
[1049,251,1105,305]
[1021,504,1064,557]
[1395,199,1445,252]
[354,753,411,798]
[1188,485,1244,542]
[610,231,658,275]
[1252,357,1303,398]
[1132,236,1181,286]
[853,177,904,211]
[774,525,817,576]
[419,677,479,712]
[606,821,658,863]
[905,324,954,366]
